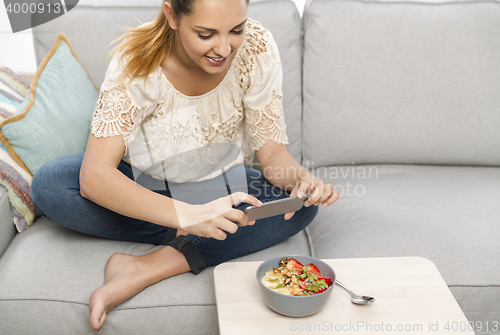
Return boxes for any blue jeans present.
[31,153,318,274]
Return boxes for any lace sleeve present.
[245,89,288,151]
[242,19,289,151]
[90,83,143,141]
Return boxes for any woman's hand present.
[284,174,340,220]
[176,192,262,240]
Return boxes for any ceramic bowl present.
[256,255,336,317]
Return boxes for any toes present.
[95,314,107,333]
[89,292,107,332]
[90,311,106,333]
[89,311,102,332]
[101,316,107,329]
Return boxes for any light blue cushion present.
[0,34,98,175]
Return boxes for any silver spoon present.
[335,280,375,304]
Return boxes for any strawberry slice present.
[307,264,320,274]
[299,281,325,295]
[315,274,332,286]
[306,264,332,287]
[287,258,304,274]
[316,287,327,294]
[299,281,310,291]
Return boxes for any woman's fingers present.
[195,185,340,239]
[315,184,334,206]
[186,193,263,240]
[289,182,300,198]
[297,184,311,199]
[307,182,325,207]
[205,207,254,240]
[199,218,236,240]
[208,228,228,241]
[227,192,262,208]
[226,209,247,229]
[322,190,340,207]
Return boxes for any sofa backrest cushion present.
[302,0,500,167]
[31,0,303,162]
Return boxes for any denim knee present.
[31,162,52,218]
[31,153,84,219]
[295,201,319,231]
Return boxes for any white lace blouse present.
[90,19,288,183]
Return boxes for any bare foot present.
[89,247,191,333]
[89,253,151,332]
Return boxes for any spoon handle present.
[335,280,354,296]
[335,280,375,304]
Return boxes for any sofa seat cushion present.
[0,217,311,335]
[308,164,500,324]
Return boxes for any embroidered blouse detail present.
[90,83,145,149]
[245,89,287,151]
[90,19,288,183]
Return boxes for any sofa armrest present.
[0,187,16,258]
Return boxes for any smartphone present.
[243,194,310,221]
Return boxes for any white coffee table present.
[213,257,474,334]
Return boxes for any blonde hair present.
[107,0,249,87]
[106,0,193,86]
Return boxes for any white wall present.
[0,0,306,77]
[0,6,36,76]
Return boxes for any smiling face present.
[165,0,248,75]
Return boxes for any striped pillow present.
[0,67,38,232]
[0,147,38,232]
[0,67,30,152]
[0,67,29,117]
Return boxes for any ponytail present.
[106,0,249,87]
[106,0,176,87]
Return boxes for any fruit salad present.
[260,257,332,296]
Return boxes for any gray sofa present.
[1,0,499,334]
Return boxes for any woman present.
[31,0,340,332]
